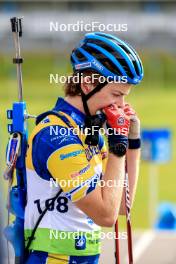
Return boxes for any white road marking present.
[132,230,155,263]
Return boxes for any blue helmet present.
[71,32,144,85]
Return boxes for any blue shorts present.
[25,250,100,264]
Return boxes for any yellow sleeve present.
[47,143,98,202]
[100,139,108,175]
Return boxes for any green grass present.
[1,53,176,229]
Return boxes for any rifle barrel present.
[10,17,23,102]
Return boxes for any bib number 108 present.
[34,196,69,214]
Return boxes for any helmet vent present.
[75,50,87,62]
[83,45,104,59]
[88,39,114,53]
[133,59,140,76]
[100,58,122,76]
[117,59,134,79]
[83,44,133,78]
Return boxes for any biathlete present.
[25,32,143,264]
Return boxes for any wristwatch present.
[109,143,127,157]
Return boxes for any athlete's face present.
[88,82,132,114]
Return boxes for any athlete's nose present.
[116,95,125,108]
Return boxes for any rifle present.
[3,17,35,264]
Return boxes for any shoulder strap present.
[36,110,73,128]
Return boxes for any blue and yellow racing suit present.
[25,97,108,263]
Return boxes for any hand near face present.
[123,103,140,139]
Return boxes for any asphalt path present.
[100,230,176,264]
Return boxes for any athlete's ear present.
[80,76,94,94]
